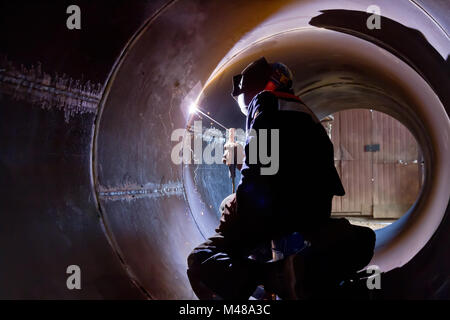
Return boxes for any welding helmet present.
[232,57,293,115]
[232,57,272,98]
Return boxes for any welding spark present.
[189,103,199,114]
[189,103,228,131]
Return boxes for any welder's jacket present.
[216,91,345,248]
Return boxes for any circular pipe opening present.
[323,108,424,231]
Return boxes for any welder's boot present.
[261,252,309,300]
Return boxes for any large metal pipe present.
[0,0,448,299]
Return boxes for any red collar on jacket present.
[263,81,303,103]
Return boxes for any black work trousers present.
[187,200,376,300]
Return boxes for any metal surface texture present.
[0,0,449,299]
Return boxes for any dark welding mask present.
[231,57,272,115]
[231,57,273,112]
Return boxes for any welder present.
[187,57,376,300]
[222,128,244,193]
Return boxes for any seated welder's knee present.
[359,226,376,250]
[186,248,207,279]
[186,241,259,300]
[187,265,221,300]
[302,219,376,285]
[338,224,376,273]
[354,226,376,269]
[186,248,223,299]
[187,250,201,271]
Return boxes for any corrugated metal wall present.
[326,109,421,218]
